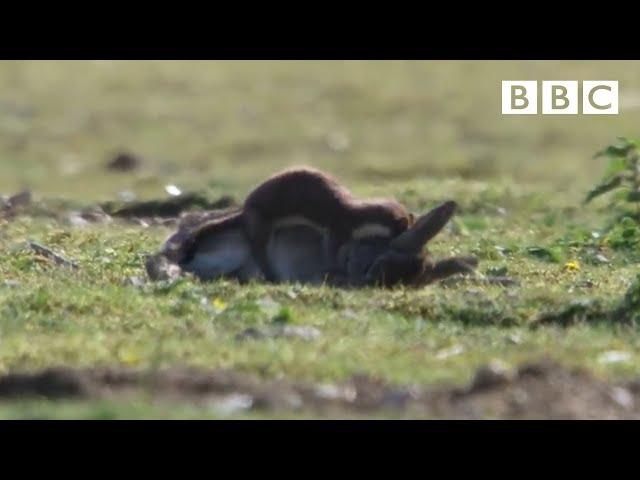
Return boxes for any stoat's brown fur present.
[242,167,413,281]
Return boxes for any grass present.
[2,60,640,418]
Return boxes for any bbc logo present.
[501,81,618,115]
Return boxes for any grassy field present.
[2,61,640,418]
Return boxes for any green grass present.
[2,60,640,418]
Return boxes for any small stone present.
[67,213,90,227]
[165,184,182,196]
[610,387,634,410]
[598,351,632,364]
[125,276,146,288]
[315,384,357,402]
[209,393,254,415]
[277,325,322,341]
[436,344,464,360]
[118,190,137,202]
[67,210,111,228]
[286,290,298,300]
[506,333,523,345]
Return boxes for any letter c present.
[588,85,612,110]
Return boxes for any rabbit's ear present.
[407,212,416,226]
[390,201,457,253]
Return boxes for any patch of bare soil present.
[101,194,236,221]
[1,188,238,232]
[106,152,141,172]
[0,361,638,418]
[0,190,32,220]
[440,361,639,419]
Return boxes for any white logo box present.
[501,81,618,115]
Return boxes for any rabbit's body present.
[163,208,333,284]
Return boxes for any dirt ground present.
[1,361,638,419]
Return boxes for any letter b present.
[542,81,578,114]
[502,81,537,114]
